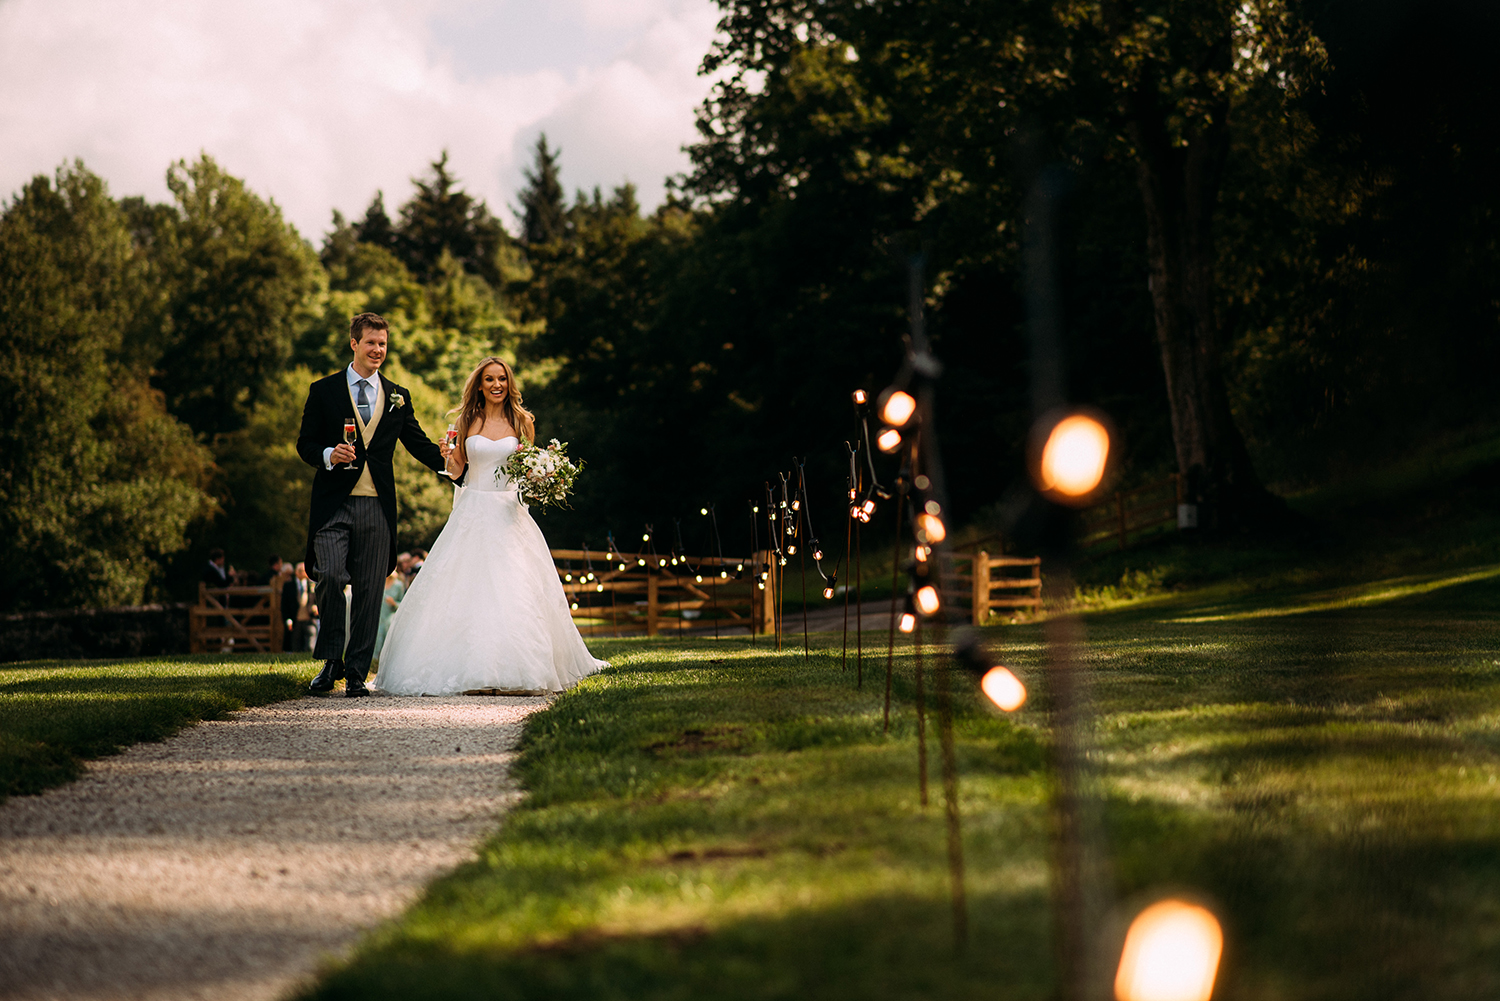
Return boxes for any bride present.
[373,357,607,694]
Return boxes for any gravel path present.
[0,693,550,1001]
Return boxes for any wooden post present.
[191,582,206,653]
[759,549,778,636]
[269,585,282,653]
[1116,492,1128,550]
[972,552,989,627]
[647,572,659,637]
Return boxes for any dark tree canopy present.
[392,152,507,286]
[518,134,569,247]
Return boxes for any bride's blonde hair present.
[451,357,536,444]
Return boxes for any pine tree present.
[355,191,397,252]
[518,134,568,246]
[392,152,505,286]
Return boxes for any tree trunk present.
[1127,97,1280,531]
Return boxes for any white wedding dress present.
[373,435,608,694]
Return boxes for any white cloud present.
[0,0,720,241]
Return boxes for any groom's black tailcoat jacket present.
[296,370,444,578]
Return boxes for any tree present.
[0,163,213,611]
[517,134,568,247]
[393,152,506,286]
[697,0,1327,527]
[354,191,398,253]
[150,155,323,439]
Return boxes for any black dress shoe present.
[344,662,370,697]
[309,660,342,693]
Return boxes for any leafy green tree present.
[354,192,398,253]
[150,155,323,439]
[0,163,213,611]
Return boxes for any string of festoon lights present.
[850,247,1223,1001]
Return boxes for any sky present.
[0,0,723,240]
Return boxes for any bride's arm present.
[445,423,470,477]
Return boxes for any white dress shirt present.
[323,364,381,469]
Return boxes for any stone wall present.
[0,604,191,663]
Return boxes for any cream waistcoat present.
[348,375,385,497]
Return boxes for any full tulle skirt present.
[373,487,607,694]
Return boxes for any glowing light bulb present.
[700,507,708,516]
[787,544,797,555]
[915,585,940,615]
[898,612,916,633]
[659,559,667,567]
[696,574,703,582]
[779,556,787,566]
[877,428,903,453]
[720,571,728,578]
[1115,900,1223,1001]
[736,563,744,571]
[981,666,1027,711]
[881,390,917,427]
[761,572,769,581]
[823,586,835,600]
[671,557,679,565]
[852,389,868,405]
[642,533,650,541]
[915,545,929,562]
[813,549,823,561]
[1038,414,1111,500]
[848,488,857,500]
[596,584,604,592]
[758,582,765,590]
[791,499,800,511]
[862,499,876,515]
[564,573,572,581]
[587,573,595,581]
[753,506,759,513]
[638,559,646,566]
[916,513,947,544]
[571,602,579,610]
[619,563,626,571]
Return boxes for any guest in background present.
[287,562,317,652]
[265,554,285,585]
[408,548,428,581]
[370,568,406,672]
[396,551,416,588]
[202,549,231,588]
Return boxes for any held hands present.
[330,442,358,465]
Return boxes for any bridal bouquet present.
[500,438,583,510]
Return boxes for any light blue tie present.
[356,379,371,425]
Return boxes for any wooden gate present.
[189,584,283,653]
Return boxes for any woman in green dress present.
[371,569,406,672]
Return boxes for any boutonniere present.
[388,392,406,412]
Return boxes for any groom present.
[295,312,446,696]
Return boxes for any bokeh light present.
[915,585,940,615]
[980,666,1026,711]
[877,428,903,452]
[916,513,947,544]
[898,612,916,633]
[1115,900,1223,1001]
[881,390,917,427]
[1037,413,1111,500]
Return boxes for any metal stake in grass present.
[883,488,906,733]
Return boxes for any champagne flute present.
[438,423,459,477]
[343,418,360,470]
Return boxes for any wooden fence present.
[189,584,282,653]
[552,549,776,637]
[1080,474,1182,550]
[945,551,1043,624]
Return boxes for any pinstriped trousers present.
[312,497,390,679]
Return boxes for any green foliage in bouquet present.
[499,438,583,511]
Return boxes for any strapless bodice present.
[465,435,518,492]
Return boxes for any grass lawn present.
[0,654,318,801]
[301,567,1500,1001]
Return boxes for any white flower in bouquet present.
[499,437,583,510]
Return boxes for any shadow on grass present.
[0,657,317,800]
[303,888,1054,1001]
